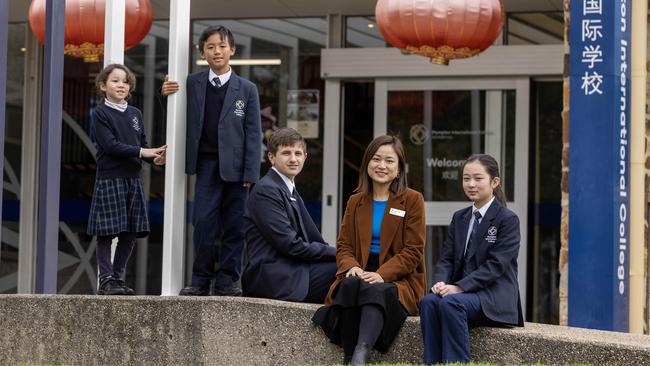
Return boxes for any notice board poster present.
[287,89,319,139]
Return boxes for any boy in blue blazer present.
[163,25,262,296]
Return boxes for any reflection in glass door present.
[386,90,517,201]
[375,78,529,311]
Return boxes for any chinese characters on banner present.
[580,0,604,95]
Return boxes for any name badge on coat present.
[389,208,405,217]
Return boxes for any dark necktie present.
[212,77,221,88]
[465,211,482,256]
[291,189,310,242]
[462,211,482,277]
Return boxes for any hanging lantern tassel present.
[375,0,505,65]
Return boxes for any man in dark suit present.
[242,128,336,303]
[163,25,262,296]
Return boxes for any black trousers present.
[191,158,248,289]
[304,261,338,303]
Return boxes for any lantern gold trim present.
[64,42,104,63]
[405,45,481,66]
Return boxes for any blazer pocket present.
[232,147,244,169]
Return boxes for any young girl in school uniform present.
[419,154,523,365]
[87,64,167,295]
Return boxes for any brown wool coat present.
[325,188,426,315]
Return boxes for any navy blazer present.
[433,199,524,326]
[185,69,262,182]
[242,169,336,301]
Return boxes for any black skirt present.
[312,273,408,354]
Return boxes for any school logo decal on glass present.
[132,116,141,132]
[486,226,498,243]
[409,124,430,145]
[234,100,246,117]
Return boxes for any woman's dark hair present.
[198,25,235,51]
[463,154,507,207]
[94,63,136,103]
[355,135,408,196]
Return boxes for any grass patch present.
[321,363,592,366]
[327,364,496,366]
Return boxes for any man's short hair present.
[267,128,307,155]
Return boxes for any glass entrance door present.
[374,78,530,307]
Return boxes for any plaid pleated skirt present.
[87,177,150,238]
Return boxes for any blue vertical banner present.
[569,0,630,331]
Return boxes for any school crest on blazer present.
[234,99,246,116]
[486,226,497,243]
[131,116,140,132]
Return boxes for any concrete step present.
[0,295,648,365]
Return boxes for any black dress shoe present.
[115,279,135,295]
[212,284,243,296]
[179,286,210,296]
[350,342,371,366]
[97,277,126,295]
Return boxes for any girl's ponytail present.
[493,186,507,207]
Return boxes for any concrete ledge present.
[0,295,649,365]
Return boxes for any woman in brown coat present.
[313,135,426,365]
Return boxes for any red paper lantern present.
[375,0,505,65]
[28,0,153,62]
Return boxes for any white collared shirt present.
[104,99,128,112]
[208,67,232,87]
[464,196,495,251]
[272,167,295,195]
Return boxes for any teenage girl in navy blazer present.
[420,154,523,365]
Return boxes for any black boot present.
[350,342,370,365]
[115,279,135,295]
[97,276,126,295]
